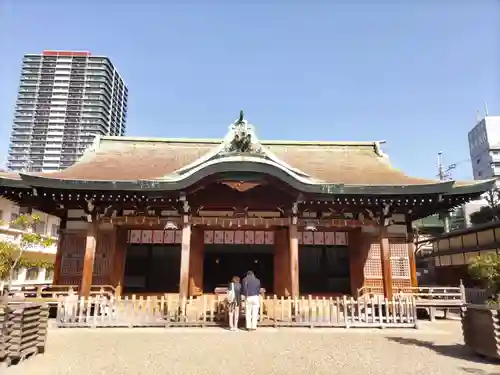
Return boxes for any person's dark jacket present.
[228,282,242,305]
[242,275,261,297]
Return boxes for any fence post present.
[115,282,122,298]
[459,279,466,304]
[342,296,349,328]
[412,296,419,329]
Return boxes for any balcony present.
[14,112,34,118]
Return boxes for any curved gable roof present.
[0,113,495,196]
[17,136,432,185]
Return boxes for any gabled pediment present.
[173,111,314,181]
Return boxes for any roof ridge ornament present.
[173,111,312,179]
[223,110,263,154]
[374,141,387,158]
[236,109,244,125]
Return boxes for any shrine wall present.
[58,209,413,294]
[352,214,413,293]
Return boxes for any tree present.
[484,187,500,210]
[413,226,433,256]
[469,188,500,225]
[412,216,445,257]
[0,213,55,298]
[468,253,500,306]
[470,206,500,225]
[0,242,17,280]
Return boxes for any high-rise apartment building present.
[7,50,128,172]
[468,115,500,180]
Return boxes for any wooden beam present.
[80,221,98,298]
[289,224,300,298]
[179,220,192,304]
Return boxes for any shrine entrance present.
[203,244,274,294]
[122,243,181,294]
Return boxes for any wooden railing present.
[357,284,466,306]
[56,294,418,329]
[8,284,116,301]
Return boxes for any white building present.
[468,115,500,179]
[7,50,128,172]
[0,197,59,290]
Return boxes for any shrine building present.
[0,113,494,300]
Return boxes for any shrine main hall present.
[0,114,493,300]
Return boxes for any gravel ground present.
[4,321,499,375]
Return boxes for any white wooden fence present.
[56,294,418,329]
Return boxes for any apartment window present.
[476,158,481,164]
[9,213,22,229]
[35,221,46,235]
[11,268,21,281]
[25,268,39,281]
[51,224,59,237]
[45,269,54,281]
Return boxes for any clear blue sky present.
[1,1,499,180]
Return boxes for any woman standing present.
[227,276,242,331]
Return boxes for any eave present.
[444,179,497,195]
[0,172,493,198]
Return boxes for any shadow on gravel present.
[459,368,500,375]
[386,337,496,365]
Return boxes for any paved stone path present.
[4,321,499,375]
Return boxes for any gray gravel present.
[4,321,499,375]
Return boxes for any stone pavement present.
[4,321,499,375]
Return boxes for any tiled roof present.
[20,136,435,185]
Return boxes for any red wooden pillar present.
[179,220,192,302]
[274,227,291,297]
[348,229,367,296]
[406,221,418,288]
[189,226,204,296]
[52,218,66,285]
[111,226,129,296]
[289,224,299,298]
[379,225,393,300]
[80,222,98,298]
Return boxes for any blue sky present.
[1,1,499,180]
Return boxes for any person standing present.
[227,276,242,331]
[242,270,261,331]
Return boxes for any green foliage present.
[0,213,56,282]
[0,242,16,280]
[17,257,54,270]
[468,253,500,305]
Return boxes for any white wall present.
[10,267,54,290]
